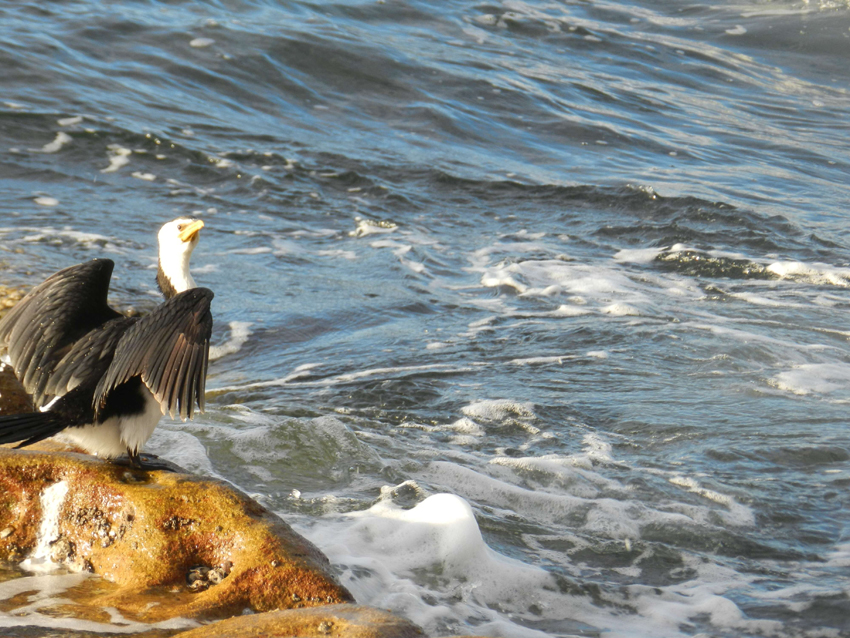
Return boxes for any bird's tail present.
[0,411,67,449]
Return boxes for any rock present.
[0,283,35,416]
[172,605,427,638]
[0,284,26,317]
[0,447,353,622]
[0,363,34,415]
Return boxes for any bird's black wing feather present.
[0,384,96,448]
[0,259,122,407]
[42,317,138,401]
[93,287,213,421]
[0,411,68,448]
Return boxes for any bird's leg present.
[127,446,143,469]
[112,448,179,472]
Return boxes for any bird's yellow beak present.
[178,219,205,243]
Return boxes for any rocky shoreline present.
[0,441,433,637]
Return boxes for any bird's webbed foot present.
[113,449,179,472]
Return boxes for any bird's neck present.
[157,254,196,300]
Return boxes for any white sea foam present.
[461,314,497,338]
[447,417,485,436]
[131,171,156,181]
[230,246,271,254]
[191,263,218,274]
[270,238,304,257]
[0,573,88,605]
[303,474,769,638]
[57,115,83,126]
[211,363,324,392]
[350,218,398,238]
[399,417,484,440]
[33,196,58,206]
[145,427,217,476]
[41,132,71,153]
[490,452,622,498]
[138,389,801,638]
[467,239,553,271]
[508,355,572,365]
[541,298,591,317]
[461,399,536,422]
[329,364,472,386]
[619,244,850,293]
[689,322,832,352]
[767,260,850,286]
[771,362,850,395]
[306,494,568,638]
[317,248,358,260]
[208,321,252,361]
[613,246,665,263]
[825,542,850,567]
[190,37,215,48]
[220,363,474,393]
[475,257,658,316]
[424,440,753,537]
[422,461,628,532]
[668,476,755,526]
[621,558,783,637]
[11,226,119,252]
[101,145,131,173]
[601,302,641,316]
[727,291,807,308]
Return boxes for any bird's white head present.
[157,217,204,298]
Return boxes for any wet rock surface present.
[172,605,427,638]
[0,364,33,416]
[0,447,353,622]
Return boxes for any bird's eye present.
[177,224,184,231]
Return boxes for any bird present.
[0,217,213,469]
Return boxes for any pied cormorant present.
[0,217,213,468]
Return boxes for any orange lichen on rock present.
[0,448,353,622]
[172,605,427,638]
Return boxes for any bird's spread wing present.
[94,287,214,421]
[42,317,137,400]
[0,259,121,407]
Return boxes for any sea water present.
[1,0,849,636]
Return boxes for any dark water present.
[2,1,850,636]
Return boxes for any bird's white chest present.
[57,387,162,459]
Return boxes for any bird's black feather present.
[0,384,97,447]
[0,412,68,448]
[0,260,122,408]
[93,287,214,421]
[0,253,213,457]
[42,317,137,402]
